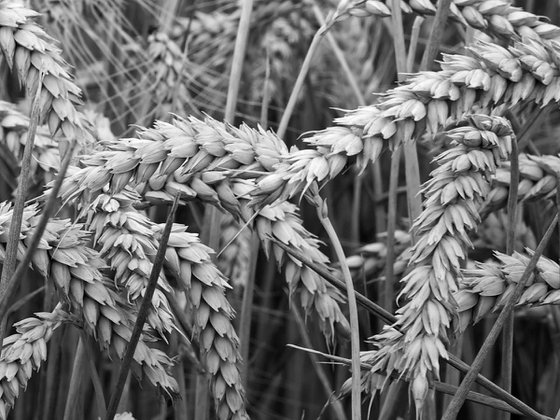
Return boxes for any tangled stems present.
[360,115,513,411]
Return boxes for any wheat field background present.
[0,0,559,419]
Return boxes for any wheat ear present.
[0,1,91,143]
[159,223,249,420]
[55,117,350,340]
[0,309,64,420]
[457,250,560,331]
[359,115,513,412]
[0,202,179,396]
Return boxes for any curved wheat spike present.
[0,308,64,420]
[0,202,179,398]
[55,117,350,341]
[251,37,560,206]
[457,250,560,332]
[358,115,514,411]
[0,1,91,143]
[158,223,249,420]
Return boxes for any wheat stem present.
[500,133,520,420]
[62,337,87,420]
[315,196,361,420]
[0,82,42,309]
[443,214,558,420]
[385,147,401,311]
[420,0,452,70]
[105,194,180,420]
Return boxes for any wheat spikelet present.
[357,115,513,411]
[159,223,248,420]
[0,1,91,143]
[457,250,560,332]
[0,309,63,420]
[56,116,350,340]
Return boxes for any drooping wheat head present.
[55,116,350,341]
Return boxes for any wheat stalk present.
[358,115,513,411]
[159,223,249,420]
[0,1,91,143]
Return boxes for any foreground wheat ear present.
[0,1,92,143]
[54,117,350,342]
[84,188,249,420]
[355,116,513,411]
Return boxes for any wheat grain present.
[159,223,249,420]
